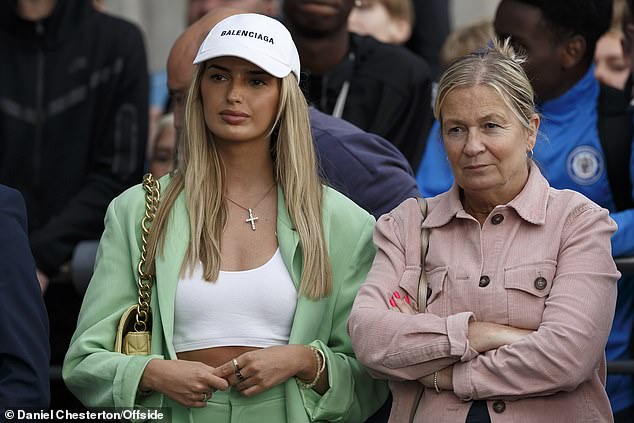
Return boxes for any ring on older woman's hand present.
[201,391,210,402]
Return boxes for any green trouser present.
[170,384,287,423]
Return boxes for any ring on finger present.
[232,358,246,381]
[201,392,210,402]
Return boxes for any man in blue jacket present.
[0,185,50,416]
[417,1,634,420]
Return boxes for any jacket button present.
[479,275,490,287]
[491,214,504,225]
[534,277,547,290]
[492,400,506,413]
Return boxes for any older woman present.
[348,39,620,422]
[63,13,387,423]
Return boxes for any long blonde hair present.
[146,63,332,299]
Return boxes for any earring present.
[527,148,534,159]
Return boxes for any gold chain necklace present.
[225,183,276,231]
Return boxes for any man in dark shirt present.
[282,0,433,169]
[0,0,148,290]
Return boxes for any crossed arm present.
[348,201,618,400]
[388,294,532,391]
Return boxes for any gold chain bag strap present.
[114,173,161,355]
[410,197,431,423]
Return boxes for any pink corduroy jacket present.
[348,164,620,423]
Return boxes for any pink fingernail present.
[404,296,410,304]
[393,291,401,299]
[389,298,397,307]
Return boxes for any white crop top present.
[173,249,298,352]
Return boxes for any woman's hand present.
[389,292,455,390]
[389,290,416,314]
[215,345,325,396]
[139,359,229,408]
[468,321,534,353]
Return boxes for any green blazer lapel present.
[277,186,328,345]
[154,190,189,359]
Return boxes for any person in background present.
[92,0,105,11]
[349,39,619,423]
[149,113,177,178]
[625,3,634,185]
[431,20,494,105]
[167,8,420,220]
[619,3,634,423]
[439,20,494,71]
[595,0,630,89]
[187,0,278,24]
[63,12,388,422]
[283,0,433,169]
[348,0,414,45]
[0,0,148,291]
[0,185,50,414]
[405,0,450,79]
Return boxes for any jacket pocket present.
[398,267,423,311]
[425,266,448,316]
[504,261,556,329]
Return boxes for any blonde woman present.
[349,39,619,422]
[63,13,388,423]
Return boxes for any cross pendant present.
[245,208,259,231]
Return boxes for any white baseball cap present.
[193,13,301,83]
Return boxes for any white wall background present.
[451,0,501,28]
[103,0,186,73]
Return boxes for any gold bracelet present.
[296,346,326,389]
[433,371,441,394]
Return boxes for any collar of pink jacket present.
[423,161,549,229]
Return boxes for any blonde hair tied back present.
[435,36,536,133]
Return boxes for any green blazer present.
[63,178,389,422]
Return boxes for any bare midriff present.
[177,346,263,368]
